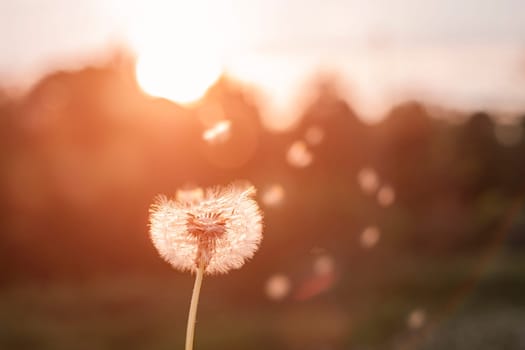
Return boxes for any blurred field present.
[1,55,525,350]
[1,252,523,350]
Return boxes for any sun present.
[114,0,230,105]
[136,50,223,104]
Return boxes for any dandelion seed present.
[357,167,379,194]
[407,308,426,329]
[149,182,264,350]
[202,120,231,144]
[265,274,291,300]
[304,125,325,146]
[262,184,285,207]
[287,140,313,168]
[360,226,380,248]
[377,185,395,207]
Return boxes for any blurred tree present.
[0,60,524,284]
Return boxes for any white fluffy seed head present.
[149,182,264,275]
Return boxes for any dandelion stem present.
[185,263,205,350]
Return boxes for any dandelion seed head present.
[149,182,263,275]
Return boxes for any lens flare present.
[203,120,232,144]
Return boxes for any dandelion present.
[149,182,263,350]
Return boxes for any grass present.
[0,252,524,350]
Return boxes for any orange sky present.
[1,0,525,128]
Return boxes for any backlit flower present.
[149,182,263,274]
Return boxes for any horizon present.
[1,0,525,128]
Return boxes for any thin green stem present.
[185,263,205,350]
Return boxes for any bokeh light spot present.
[287,141,313,168]
[407,308,426,329]
[304,125,325,146]
[261,184,285,207]
[377,185,395,207]
[358,167,380,195]
[360,226,381,249]
[265,274,292,301]
[314,254,335,276]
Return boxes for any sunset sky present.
[1,0,525,127]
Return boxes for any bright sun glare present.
[112,0,314,130]
[136,51,222,104]
[119,1,229,104]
